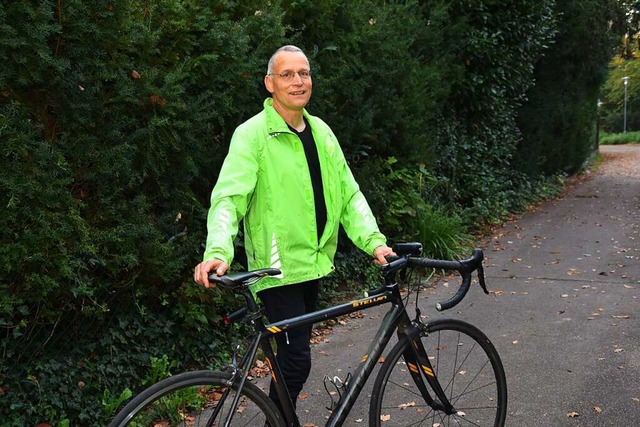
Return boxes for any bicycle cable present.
[412,268,435,323]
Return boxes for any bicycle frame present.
[221,278,452,427]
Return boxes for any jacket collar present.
[264,97,311,137]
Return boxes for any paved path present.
[276,145,640,426]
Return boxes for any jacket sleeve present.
[336,145,388,256]
[202,125,259,264]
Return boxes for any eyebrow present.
[278,68,310,72]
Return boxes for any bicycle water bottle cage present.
[323,373,351,410]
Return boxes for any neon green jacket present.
[204,98,387,294]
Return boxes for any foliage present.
[423,0,558,218]
[0,0,287,424]
[283,1,439,164]
[414,206,473,261]
[0,0,621,425]
[600,56,640,133]
[516,0,624,176]
[599,130,640,144]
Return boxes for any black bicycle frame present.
[217,278,455,427]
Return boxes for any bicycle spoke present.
[370,319,507,427]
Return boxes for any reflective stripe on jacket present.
[204,98,387,294]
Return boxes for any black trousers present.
[258,280,320,417]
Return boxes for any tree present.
[516,0,624,176]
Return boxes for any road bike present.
[109,242,507,426]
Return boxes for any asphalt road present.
[263,144,640,426]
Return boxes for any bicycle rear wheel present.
[109,370,284,427]
[369,319,507,426]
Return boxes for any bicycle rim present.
[109,370,283,427]
[370,319,507,426]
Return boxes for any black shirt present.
[288,118,327,241]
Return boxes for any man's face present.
[265,51,312,114]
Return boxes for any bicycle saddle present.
[208,268,282,288]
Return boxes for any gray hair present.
[267,45,306,74]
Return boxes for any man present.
[194,45,393,418]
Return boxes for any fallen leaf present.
[611,315,631,319]
[398,401,416,409]
[380,414,391,422]
[567,411,580,418]
[632,397,640,404]
[594,405,602,414]
[299,393,308,399]
[355,419,363,423]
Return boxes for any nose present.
[292,71,305,84]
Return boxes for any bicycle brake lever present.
[477,264,489,295]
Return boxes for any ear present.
[264,75,274,94]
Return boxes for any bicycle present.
[109,242,507,427]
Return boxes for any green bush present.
[599,131,640,144]
[1,1,288,424]
[516,0,622,175]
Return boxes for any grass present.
[414,205,473,261]
[599,131,640,145]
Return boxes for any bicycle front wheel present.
[370,319,507,427]
[109,370,284,427]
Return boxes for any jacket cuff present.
[366,237,388,257]
[202,251,232,265]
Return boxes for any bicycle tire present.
[109,370,284,427]
[369,319,507,427]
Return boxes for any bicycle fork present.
[402,323,456,415]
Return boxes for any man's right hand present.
[194,259,230,288]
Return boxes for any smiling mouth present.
[290,90,306,95]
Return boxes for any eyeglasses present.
[268,69,311,82]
